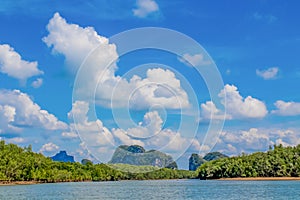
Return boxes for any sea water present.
[0,179,299,200]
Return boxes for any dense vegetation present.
[197,144,300,179]
[108,163,160,173]
[0,141,196,182]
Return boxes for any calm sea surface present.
[0,179,299,200]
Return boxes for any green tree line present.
[197,144,300,179]
[0,141,196,182]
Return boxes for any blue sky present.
[0,0,300,168]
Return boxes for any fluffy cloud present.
[0,89,67,132]
[216,128,269,155]
[132,0,159,18]
[43,13,189,110]
[0,44,43,82]
[272,100,300,116]
[178,53,211,67]
[67,101,113,147]
[200,85,268,120]
[127,68,190,109]
[31,78,43,88]
[200,101,231,120]
[40,142,59,153]
[256,67,279,80]
[0,105,20,133]
[125,110,163,138]
[215,128,300,155]
[66,101,141,161]
[219,84,268,119]
[43,13,115,72]
[271,129,300,147]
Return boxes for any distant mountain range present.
[109,145,177,169]
[49,146,227,171]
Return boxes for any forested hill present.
[0,141,196,182]
[109,145,177,169]
[197,144,300,179]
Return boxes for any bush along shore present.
[0,141,197,183]
[197,144,300,180]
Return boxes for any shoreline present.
[0,181,42,186]
[217,177,300,181]
[0,178,193,186]
[2,177,300,185]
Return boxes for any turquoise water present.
[0,179,299,199]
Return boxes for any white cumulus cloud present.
[0,89,68,132]
[40,142,59,153]
[128,68,190,109]
[0,105,20,133]
[43,13,114,73]
[200,101,231,120]
[272,100,300,116]
[215,128,300,155]
[256,67,279,80]
[43,13,189,110]
[219,84,268,119]
[200,85,268,120]
[133,0,159,18]
[271,129,300,147]
[0,44,43,82]
[125,110,163,138]
[67,101,115,153]
[216,128,270,155]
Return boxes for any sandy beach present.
[218,177,300,181]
